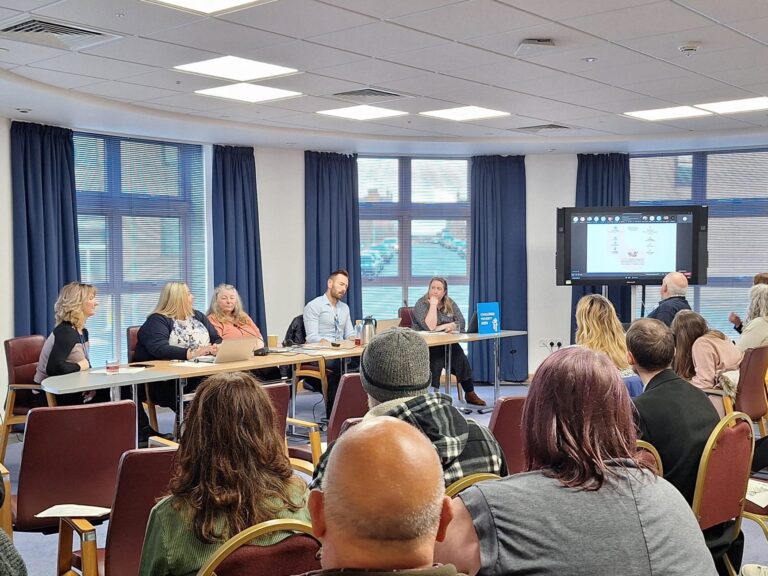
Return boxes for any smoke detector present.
[678,42,700,56]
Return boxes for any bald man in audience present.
[305,417,462,576]
[647,271,691,326]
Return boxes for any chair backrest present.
[636,440,664,475]
[104,447,177,576]
[284,315,307,346]
[263,382,291,435]
[15,401,137,532]
[734,345,768,420]
[5,335,46,410]
[445,473,500,497]
[398,307,414,329]
[488,396,526,474]
[126,326,140,365]
[197,519,320,576]
[339,417,363,436]
[692,412,754,532]
[327,374,369,444]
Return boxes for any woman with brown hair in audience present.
[139,371,310,576]
[671,310,742,389]
[435,346,715,575]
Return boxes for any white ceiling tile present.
[27,52,158,80]
[563,2,715,42]
[206,103,298,121]
[660,114,759,130]
[316,59,425,85]
[32,0,205,36]
[12,66,101,88]
[510,72,612,99]
[122,69,226,92]
[467,113,560,129]
[568,93,678,113]
[725,17,768,45]
[384,42,509,73]
[76,80,181,102]
[466,22,598,59]
[573,113,685,134]
[0,1,55,9]
[449,59,559,87]
[669,46,768,76]
[393,0,546,41]
[674,0,768,24]
[497,0,661,21]
[257,72,365,97]
[247,40,366,71]
[308,22,445,57]
[0,7,20,20]
[382,96,460,113]
[377,73,490,99]
[522,42,650,74]
[218,0,376,39]
[618,25,760,63]
[82,37,218,69]
[667,87,759,106]
[144,92,240,112]
[260,95,353,113]
[717,110,768,127]
[623,73,741,100]
[313,0,466,20]
[577,59,690,85]
[0,37,69,65]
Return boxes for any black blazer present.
[134,310,221,361]
[633,369,720,504]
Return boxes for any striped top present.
[138,482,311,576]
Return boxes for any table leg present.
[445,344,452,395]
[176,378,186,436]
[477,338,500,415]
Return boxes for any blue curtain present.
[570,153,631,340]
[211,145,267,333]
[469,155,528,382]
[11,121,80,336]
[304,151,362,321]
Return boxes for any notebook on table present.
[375,318,402,334]
[196,337,261,364]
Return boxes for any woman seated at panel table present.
[34,281,110,406]
[434,346,716,575]
[134,281,222,411]
[575,294,643,397]
[411,276,486,407]
[138,372,310,576]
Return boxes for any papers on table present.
[747,479,768,507]
[36,504,111,518]
[90,367,145,375]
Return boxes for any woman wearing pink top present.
[207,284,265,347]
[671,310,742,389]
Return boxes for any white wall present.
[255,147,305,342]
[525,154,578,373]
[0,118,12,413]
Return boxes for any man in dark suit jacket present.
[628,318,737,575]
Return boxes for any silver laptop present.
[376,318,402,334]
[196,337,260,364]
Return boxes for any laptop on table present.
[196,337,261,364]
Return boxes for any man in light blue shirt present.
[304,269,355,417]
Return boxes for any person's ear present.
[627,350,636,366]
[435,495,454,542]
[308,489,327,537]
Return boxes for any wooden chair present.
[196,519,320,576]
[636,439,664,475]
[284,315,330,401]
[1,335,47,463]
[0,401,136,537]
[488,396,526,474]
[445,473,500,497]
[691,411,754,576]
[57,446,177,576]
[126,326,159,431]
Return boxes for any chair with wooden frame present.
[398,307,414,329]
[445,473,501,497]
[126,326,159,432]
[1,335,47,463]
[196,519,321,576]
[691,411,754,576]
[636,439,664,475]
[488,396,526,474]
[284,315,330,402]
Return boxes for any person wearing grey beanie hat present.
[360,328,433,403]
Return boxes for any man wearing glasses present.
[304,269,355,418]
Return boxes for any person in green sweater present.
[138,371,310,576]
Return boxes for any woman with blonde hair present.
[139,371,310,576]
[34,282,110,405]
[736,284,768,352]
[206,284,264,346]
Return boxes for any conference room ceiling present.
[2,0,768,154]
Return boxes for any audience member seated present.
[34,281,110,406]
[138,371,310,576]
[671,310,742,390]
[311,327,506,490]
[729,272,768,334]
[575,294,642,396]
[305,417,457,576]
[434,346,716,576]
[736,284,768,352]
[206,283,265,346]
[628,319,736,573]
[411,276,485,406]
[646,271,691,326]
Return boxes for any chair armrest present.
[702,387,725,396]
[286,418,323,465]
[289,458,315,476]
[8,383,42,391]
[702,388,733,413]
[0,464,11,539]
[58,517,99,576]
[148,436,179,448]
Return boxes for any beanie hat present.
[360,327,432,403]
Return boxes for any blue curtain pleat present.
[211,145,267,333]
[570,153,632,340]
[11,121,80,336]
[304,151,362,321]
[469,155,528,382]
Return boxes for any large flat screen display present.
[556,205,708,286]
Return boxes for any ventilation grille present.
[517,123,571,133]
[0,17,120,50]
[333,88,404,103]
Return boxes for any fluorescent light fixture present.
[420,106,510,121]
[195,83,301,103]
[142,0,270,14]
[175,56,297,82]
[317,105,408,120]
[623,106,712,121]
[695,97,768,114]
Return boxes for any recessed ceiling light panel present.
[420,106,509,121]
[317,105,407,120]
[623,106,712,121]
[695,97,768,114]
[143,0,273,15]
[195,83,301,103]
[175,56,297,81]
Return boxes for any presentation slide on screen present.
[586,222,677,274]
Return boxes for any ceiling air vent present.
[0,17,120,50]
[333,88,405,104]
[517,124,571,133]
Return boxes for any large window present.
[74,133,207,367]
[630,150,768,333]
[358,157,470,319]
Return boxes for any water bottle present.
[354,320,363,346]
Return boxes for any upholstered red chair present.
[488,396,526,474]
[59,446,177,576]
[731,345,768,434]
[398,307,414,329]
[197,519,320,576]
[126,326,159,432]
[636,440,664,475]
[263,381,291,434]
[1,335,47,462]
